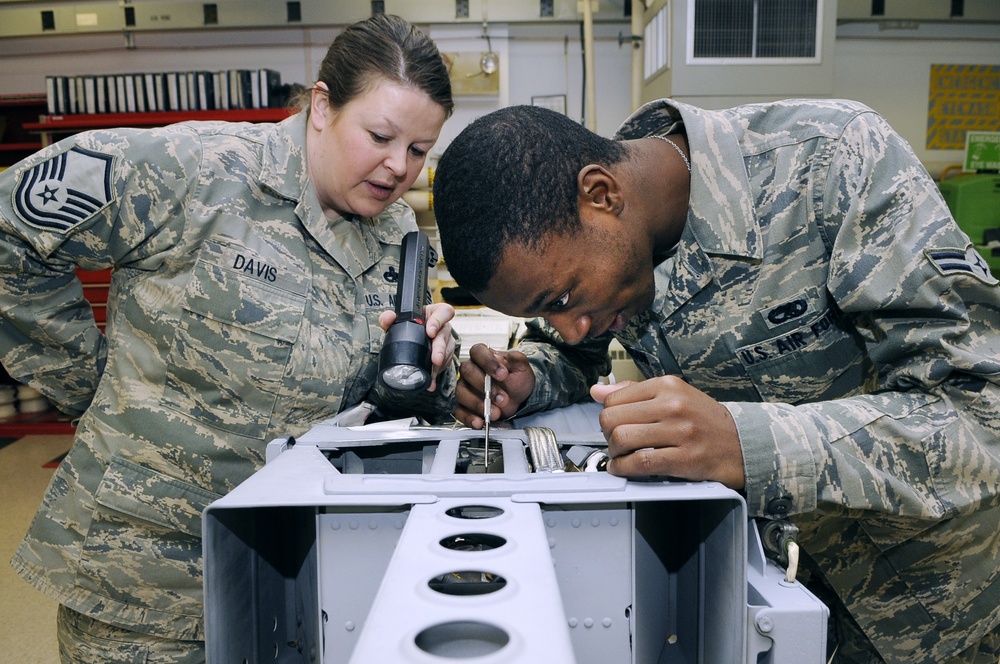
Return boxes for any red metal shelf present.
[25,108,294,133]
[0,269,109,438]
[0,93,47,107]
[0,142,43,151]
[1,93,47,167]
[0,410,75,436]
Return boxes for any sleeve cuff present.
[514,359,553,417]
[723,401,820,518]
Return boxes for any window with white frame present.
[644,3,671,80]
[687,0,822,64]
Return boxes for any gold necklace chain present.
[653,134,691,173]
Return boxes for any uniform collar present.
[260,111,407,279]
[616,99,762,262]
[259,111,308,201]
[616,99,763,318]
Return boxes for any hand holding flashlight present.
[378,231,436,392]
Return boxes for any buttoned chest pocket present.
[327,273,398,409]
[162,239,306,438]
[735,309,870,403]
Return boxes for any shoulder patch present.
[926,247,996,283]
[14,146,115,233]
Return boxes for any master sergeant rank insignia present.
[14,145,115,233]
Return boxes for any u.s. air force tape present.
[14,145,115,233]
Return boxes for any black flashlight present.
[378,231,433,392]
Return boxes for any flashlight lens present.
[381,364,431,391]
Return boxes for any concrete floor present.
[0,435,73,663]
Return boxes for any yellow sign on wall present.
[927,64,1000,150]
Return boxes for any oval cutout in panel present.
[445,504,504,519]
[439,533,507,552]
[414,620,510,658]
[428,570,507,596]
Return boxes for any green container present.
[938,174,1000,246]
[974,244,1000,279]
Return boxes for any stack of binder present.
[45,69,283,116]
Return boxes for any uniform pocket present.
[736,309,869,403]
[78,456,224,620]
[162,238,306,438]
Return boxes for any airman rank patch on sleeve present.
[926,247,996,283]
[14,146,115,233]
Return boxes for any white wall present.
[425,21,635,157]
[671,32,1000,178]
[505,23,635,139]
[667,0,839,101]
[1,19,996,173]
[0,28,334,99]
[0,20,635,161]
[831,36,1000,176]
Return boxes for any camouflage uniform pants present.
[830,604,1000,664]
[939,632,1000,664]
[57,605,205,664]
[817,578,1000,664]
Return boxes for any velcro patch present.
[926,247,996,283]
[759,292,815,330]
[14,146,115,233]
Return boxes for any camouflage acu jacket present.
[1,112,456,639]
[516,99,1000,663]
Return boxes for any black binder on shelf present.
[43,69,284,115]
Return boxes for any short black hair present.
[433,105,627,293]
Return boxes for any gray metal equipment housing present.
[203,420,828,663]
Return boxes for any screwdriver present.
[483,373,491,469]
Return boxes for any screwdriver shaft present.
[483,374,491,468]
